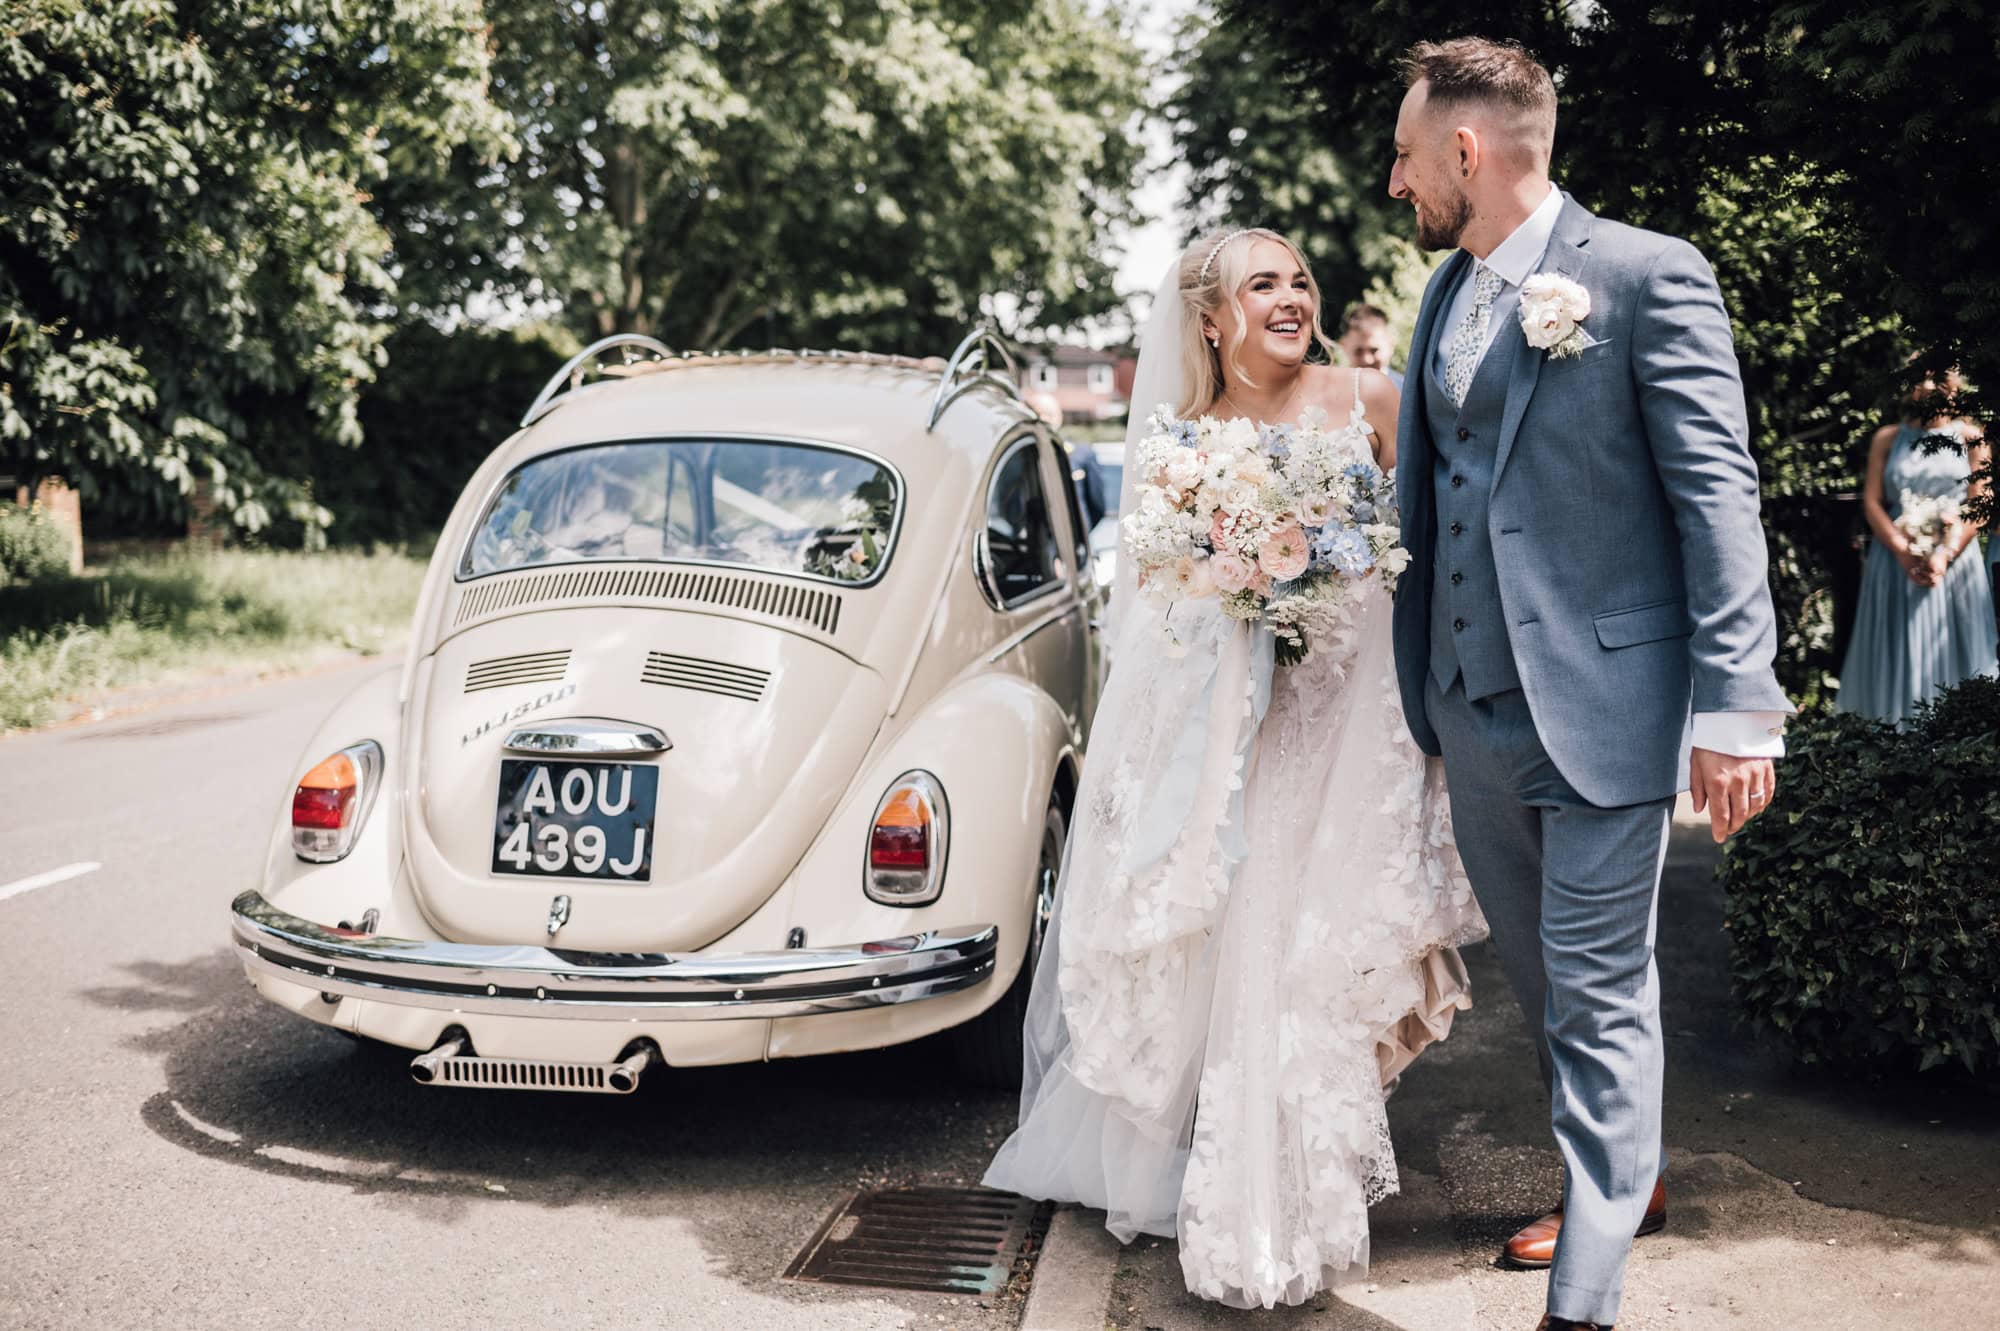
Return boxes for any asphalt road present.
[0,663,1028,1331]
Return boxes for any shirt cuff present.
[1691,710,1787,759]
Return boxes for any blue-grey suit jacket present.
[1391,195,1791,807]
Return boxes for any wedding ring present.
[1750,788,1766,802]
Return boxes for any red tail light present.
[865,772,948,906]
[291,741,384,862]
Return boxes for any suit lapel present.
[1397,249,1470,525]
[1490,194,1595,490]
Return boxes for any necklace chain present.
[1219,368,1305,425]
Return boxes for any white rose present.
[1166,452,1205,491]
[1222,478,1262,514]
[1220,417,1258,452]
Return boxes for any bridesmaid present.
[1836,370,1996,723]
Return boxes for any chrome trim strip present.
[501,718,672,756]
[231,891,998,1021]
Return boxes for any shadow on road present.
[98,949,1017,1290]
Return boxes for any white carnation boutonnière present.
[1518,273,1593,359]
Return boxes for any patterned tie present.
[1443,263,1505,408]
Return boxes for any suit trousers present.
[1424,674,1672,1326]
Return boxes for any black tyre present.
[950,796,1066,1088]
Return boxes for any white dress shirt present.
[1433,182,1785,760]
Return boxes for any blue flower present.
[1168,418,1199,448]
[1259,423,1295,459]
[1320,528,1375,577]
[1351,499,1376,524]
[1343,462,1373,481]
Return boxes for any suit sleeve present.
[1632,239,1794,716]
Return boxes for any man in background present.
[1338,301,1405,389]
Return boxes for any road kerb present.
[1023,1205,1120,1331]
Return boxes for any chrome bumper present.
[230,891,998,1021]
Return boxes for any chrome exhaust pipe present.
[607,1043,658,1094]
[410,1037,464,1085]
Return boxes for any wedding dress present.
[982,271,1487,1310]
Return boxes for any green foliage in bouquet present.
[1720,676,2000,1074]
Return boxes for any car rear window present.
[461,440,901,583]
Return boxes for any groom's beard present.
[1412,188,1474,251]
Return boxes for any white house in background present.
[1019,345,1133,424]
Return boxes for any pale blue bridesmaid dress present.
[1836,423,1997,723]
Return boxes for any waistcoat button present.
[1448,521,1464,536]
[1456,427,1471,441]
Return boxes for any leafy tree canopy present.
[465,0,1147,351]
[0,0,512,532]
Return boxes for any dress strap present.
[1350,368,1366,424]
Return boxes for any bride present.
[983,227,1487,1309]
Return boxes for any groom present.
[1385,37,1790,1331]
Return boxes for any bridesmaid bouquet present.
[1122,406,1408,665]
[1895,489,1961,559]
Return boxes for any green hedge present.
[0,504,71,583]
[1722,676,2000,1073]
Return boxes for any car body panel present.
[236,353,1101,1074]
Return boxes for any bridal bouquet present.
[1122,406,1408,665]
[1895,489,1960,559]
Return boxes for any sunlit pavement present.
[0,663,1027,1331]
[1089,810,2000,1330]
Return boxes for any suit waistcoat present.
[1426,322,1523,699]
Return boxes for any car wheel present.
[950,795,1067,1089]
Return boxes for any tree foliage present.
[2,1,1148,541]
[468,0,1146,351]
[0,0,512,533]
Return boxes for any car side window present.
[984,439,1064,606]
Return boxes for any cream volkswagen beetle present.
[230,332,1104,1091]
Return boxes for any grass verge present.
[0,547,426,731]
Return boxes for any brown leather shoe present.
[1534,1318,1615,1330]
[1502,1175,1667,1269]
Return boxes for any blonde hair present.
[1175,227,1339,416]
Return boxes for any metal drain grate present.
[784,1187,1046,1295]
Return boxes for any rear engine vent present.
[642,652,770,702]
[453,566,842,636]
[465,649,570,693]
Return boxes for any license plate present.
[492,759,659,882]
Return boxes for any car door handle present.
[503,718,672,756]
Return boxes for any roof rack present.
[520,334,672,427]
[519,327,1029,431]
[926,326,1022,432]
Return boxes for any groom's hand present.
[1689,748,1775,843]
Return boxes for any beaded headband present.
[1197,229,1250,283]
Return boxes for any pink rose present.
[1249,569,1273,598]
[1210,507,1234,549]
[1257,524,1310,580]
[1297,496,1331,527]
[1212,553,1253,593]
